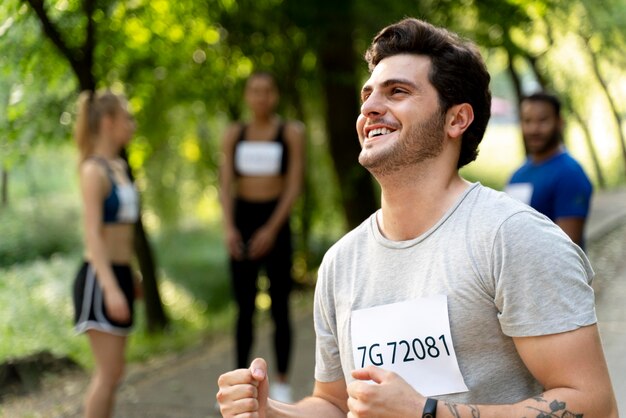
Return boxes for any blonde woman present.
[72,90,139,418]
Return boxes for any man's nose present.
[523,122,539,134]
[360,92,387,118]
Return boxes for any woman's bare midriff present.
[236,176,285,202]
[84,224,135,265]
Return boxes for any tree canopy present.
[2,0,626,227]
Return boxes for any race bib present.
[235,141,283,176]
[351,295,468,397]
[505,183,533,205]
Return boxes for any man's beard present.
[523,126,561,156]
[359,109,446,177]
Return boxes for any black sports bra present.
[233,123,288,177]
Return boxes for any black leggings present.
[230,199,293,374]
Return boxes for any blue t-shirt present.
[505,151,592,222]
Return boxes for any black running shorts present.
[73,262,135,335]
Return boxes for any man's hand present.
[347,366,424,418]
[216,358,270,418]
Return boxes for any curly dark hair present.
[365,18,492,169]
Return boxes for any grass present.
[0,255,86,363]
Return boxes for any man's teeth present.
[368,127,393,138]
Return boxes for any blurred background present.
[1,0,625,374]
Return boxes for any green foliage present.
[0,256,87,363]
[3,0,626,231]
[155,225,231,313]
[0,0,76,168]
[0,203,81,267]
[0,144,81,266]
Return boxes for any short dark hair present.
[365,18,492,169]
[521,92,561,117]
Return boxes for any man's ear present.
[446,103,474,139]
[558,116,565,133]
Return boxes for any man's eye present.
[392,88,407,95]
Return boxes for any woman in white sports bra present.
[72,90,139,418]
[219,72,305,403]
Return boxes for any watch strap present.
[422,397,438,418]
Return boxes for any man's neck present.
[376,164,469,241]
[530,144,563,163]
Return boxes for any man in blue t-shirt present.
[506,92,592,247]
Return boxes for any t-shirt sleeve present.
[313,257,345,382]
[492,210,596,337]
[553,167,592,219]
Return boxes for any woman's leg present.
[84,330,127,418]
[231,258,260,369]
[265,224,293,380]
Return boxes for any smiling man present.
[505,92,593,248]
[216,18,617,418]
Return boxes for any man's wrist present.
[422,397,437,418]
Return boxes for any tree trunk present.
[121,148,168,332]
[505,50,526,150]
[504,46,523,105]
[26,0,167,331]
[283,51,314,279]
[570,110,606,189]
[583,38,626,173]
[1,168,7,207]
[134,217,168,331]
[316,0,377,230]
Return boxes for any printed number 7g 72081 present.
[357,335,451,368]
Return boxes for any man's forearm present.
[437,389,617,418]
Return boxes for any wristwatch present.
[422,398,438,418]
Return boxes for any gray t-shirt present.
[314,183,595,404]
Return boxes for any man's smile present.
[363,123,399,145]
[368,127,394,138]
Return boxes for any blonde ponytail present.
[74,90,123,163]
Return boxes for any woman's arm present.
[218,123,245,260]
[80,161,130,322]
